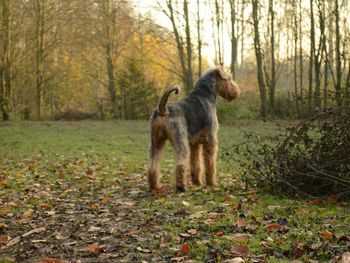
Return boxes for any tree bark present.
[268,0,276,113]
[1,0,12,121]
[229,0,237,79]
[252,0,267,117]
[334,0,342,106]
[103,1,117,118]
[34,0,45,120]
[196,0,202,77]
[293,0,300,116]
[183,0,193,92]
[308,0,315,113]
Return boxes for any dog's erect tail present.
[158,85,180,116]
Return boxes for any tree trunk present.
[34,0,45,120]
[345,61,350,107]
[334,0,342,106]
[1,0,12,121]
[299,0,303,108]
[268,0,276,113]
[229,0,237,79]
[320,0,328,110]
[308,0,315,113]
[293,0,300,116]
[196,0,202,77]
[183,0,193,92]
[252,0,267,117]
[240,0,244,70]
[214,0,223,65]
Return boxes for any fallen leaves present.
[227,246,250,257]
[1,127,349,263]
[322,230,334,239]
[80,243,105,254]
[265,223,288,232]
[22,208,34,218]
[223,258,245,263]
[224,234,252,242]
[0,235,10,245]
[177,243,190,256]
[234,219,249,228]
[39,257,70,263]
[136,246,152,253]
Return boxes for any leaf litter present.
[0,150,349,262]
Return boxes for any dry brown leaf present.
[38,191,50,197]
[223,258,245,263]
[234,219,249,228]
[230,245,250,257]
[177,243,190,256]
[109,226,123,233]
[322,230,333,239]
[80,243,104,254]
[224,234,252,242]
[39,257,70,263]
[101,197,110,204]
[88,226,101,232]
[0,179,6,187]
[22,208,34,218]
[306,198,324,205]
[187,229,198,235]
[265,223,288,232]
[55,233,65,240]
[0,235,10,245]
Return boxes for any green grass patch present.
[0,120,349,262]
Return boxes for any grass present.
[0,120,349,262]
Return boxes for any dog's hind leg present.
[168,123,190,192]
[148,134,166,191]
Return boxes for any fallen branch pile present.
[224,108,350,198]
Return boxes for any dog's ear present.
[213,66,228,80]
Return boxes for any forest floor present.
[0,121,349,263]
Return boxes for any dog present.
[148,66,240,192]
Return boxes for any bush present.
[223,108,350,198]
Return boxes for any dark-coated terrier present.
[148,66,241,192]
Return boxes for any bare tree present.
[228,0,237,79]
[196,0,202,77]
[252,0,267,117]
[0,0,12,120]
[161,0,193,93]
[308,0,315,113]
[267,0,276,112]
[292,0,300,115]
[334,0,342,106]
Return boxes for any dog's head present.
[212,66,241,101]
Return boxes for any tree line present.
[1,0,350,121]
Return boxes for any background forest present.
[0,0,350,121]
